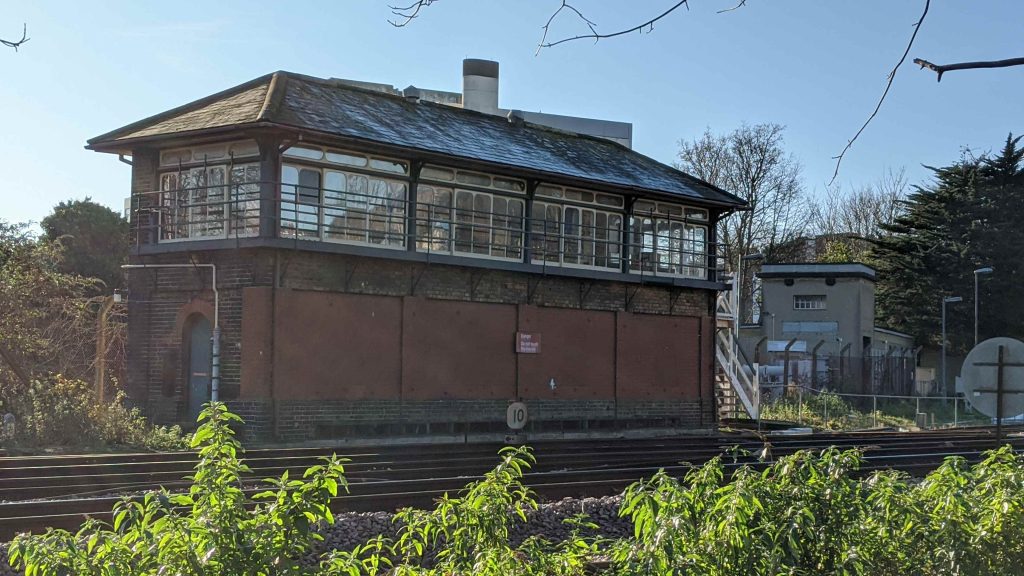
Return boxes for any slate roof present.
[88,72,746,208]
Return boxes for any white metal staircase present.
[715,280,760,420]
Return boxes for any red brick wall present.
[274,290,402,400]
[616,313,702,400]
[131,247,716,430]
[401,297,516,400]
[517,306,615,400]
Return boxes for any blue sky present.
[1,1,1021,225]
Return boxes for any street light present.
[973,266,993,347]
[735,253,764,337]
[942,295,963,397]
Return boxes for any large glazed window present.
[158,162,260,241]
[415,185,524,260]
[530,201,622,270]
[629,200,708,279]
[281,163,407,247]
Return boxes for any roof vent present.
[403,86,422,102]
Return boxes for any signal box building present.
[87,61,746,441]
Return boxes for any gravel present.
[0,495,629,574]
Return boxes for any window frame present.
[628,202,709,280]
[157,161,261,242]
[530,199,623,271]
[416,184,526,262]
[280,161,409,249]
[793,294,828,310]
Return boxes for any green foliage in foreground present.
[10,404,1024,575]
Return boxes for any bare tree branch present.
[537,1,598,55]
[387,1,437,28]
[913,56,1024,82]
[829,0,929,186]
[538,1,690,50]
[717,0,748,14]
[1,23,29,51]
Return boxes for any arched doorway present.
[184,314,212,424]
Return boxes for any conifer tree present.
[873,135,1023,353]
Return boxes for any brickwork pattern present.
[130,247,715,434]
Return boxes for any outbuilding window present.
[794,295,827,310]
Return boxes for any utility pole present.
[94,294,119,403]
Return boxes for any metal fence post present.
[872,395,877,428]
[954,396,958,428]
[798,388,803,424]
[824,398,829,429]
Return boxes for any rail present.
[1,430,1021,539]
[128,183,720,281]
[715,279,760,419]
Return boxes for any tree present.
[676,123,806,322]
[41,197,129,291]
[0,222,103,401]
[872,135,1024,352]
[810,168,908,262]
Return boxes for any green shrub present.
[10,404,1024,575]
[4,374,186,451]
[9,403,348,575]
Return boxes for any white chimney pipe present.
[462,59,499,115]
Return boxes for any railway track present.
[1,427,1021,540]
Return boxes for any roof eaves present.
[86,72,276,147]
[85,121,288,153]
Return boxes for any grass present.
[760,390,992,430]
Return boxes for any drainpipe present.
[122,263,219,402]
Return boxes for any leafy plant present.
[9,403,348,575]
[10,404,1024,576]
[3,374,186,451]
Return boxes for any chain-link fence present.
[757,352,917,398]
[760,385,1009,430]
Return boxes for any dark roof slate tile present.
[90,72,744,208]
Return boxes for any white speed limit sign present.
[506,402,528,430]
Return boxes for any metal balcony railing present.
[129,183,720,281]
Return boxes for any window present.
[416,186,524,260]
[628,203,707,279]
[794,295,827,310]
[530,201,622,270]
[158,162,260,240]
[283,145,409,175]
[159,141,259,168]
[281,163,407,247]
[420,164,526,194]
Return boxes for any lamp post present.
[735,253,763,337]
[973,267,993,347]
[942,295,963,397]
